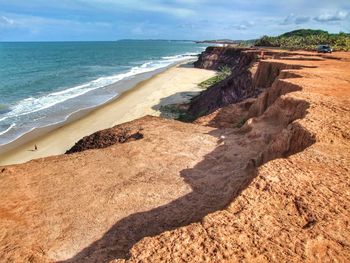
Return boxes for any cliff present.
[193,47,250,70]
[189,49,259,117]
[0,49,349,263]
[188,47,324,117]
[117,51,350,263]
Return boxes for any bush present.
[255,29,350,51]
[198,65,232,89]
[234,117,247,128]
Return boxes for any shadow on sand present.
[150,91,201,119]
[178,61,196,68]
[60,92,315,263]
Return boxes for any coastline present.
[0,62,216,165]
[0,60,187,153]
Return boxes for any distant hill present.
[196,39,239,44]
[255,29,350,51]
[196,39,257,47]
[280,29,328,37]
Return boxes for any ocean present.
[0,40,207,150]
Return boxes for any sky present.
[0,0,349,41]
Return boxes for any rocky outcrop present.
[66,123,143,154]
[189,50,259,117]
[115,51,350,263]
[194,47,250,70]
[189,48,318,118]
[189,49,302,117]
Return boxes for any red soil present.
[0,50,349,263]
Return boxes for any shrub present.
[234,117,248,128]
[255,29,350,51]
[198,65,232,89]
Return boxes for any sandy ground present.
[1,51,349,263]
[0,63,216,166]
[0,50,350,263]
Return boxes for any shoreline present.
[0,62,216,165]
[0,60,186,153]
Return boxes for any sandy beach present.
[0,62,215,166]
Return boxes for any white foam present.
[161,52,198,60]
[0,123,16,136]
[0,52,199,123]
[0,94,118,147]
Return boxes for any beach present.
[2,0,350,261]
[0,62,215,165]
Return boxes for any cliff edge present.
[0,48,349,263]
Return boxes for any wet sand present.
[0,63,215,165]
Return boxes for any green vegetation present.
[177,112,198,122]
[159,104,186,115]
[174,66,233,123]
[233,117,248,128]
[198,66,232,89]
[159,104,208,123]
[162,65,234,123]
[177,108,208,122]
[159,104,198,122]
[237,39,257,47]
[159,104,187,119]
[159,104,206,122]
[279,29,328,37]
[255,29,350,51]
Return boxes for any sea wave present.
[0,104,10,114]
[0,123,16,136]
[161,52,198,60]
[0,94,118,148]
[0,53,197,123]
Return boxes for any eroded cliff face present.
[193,46,250,70]
[189,50,259,117]
[0,50,349,263]
[116,52,350,263]
[66,125,143,154]
[189,48,310,118]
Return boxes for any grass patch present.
[177,113,197,122]
[178,110,208,123]
[159,66,233,123]
[159,104,194,121]
[159,104,186,115]
[159,104,206,123]
[198,65,231,89]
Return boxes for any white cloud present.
[234,21,255,30]
[281,13,311,25]
[314,11,349,22]
[80,0,195,18]
[0,16,15,27]
[0,0,349,40]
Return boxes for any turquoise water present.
[0,40,206,146]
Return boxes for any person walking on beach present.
[34,144,38,151]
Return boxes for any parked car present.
[317,45,332,53]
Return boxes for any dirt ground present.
[0,51,349,263]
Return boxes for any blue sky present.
[0,0,349,41]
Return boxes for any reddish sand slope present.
[0,51,349,263]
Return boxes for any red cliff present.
[1,49,349,263]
